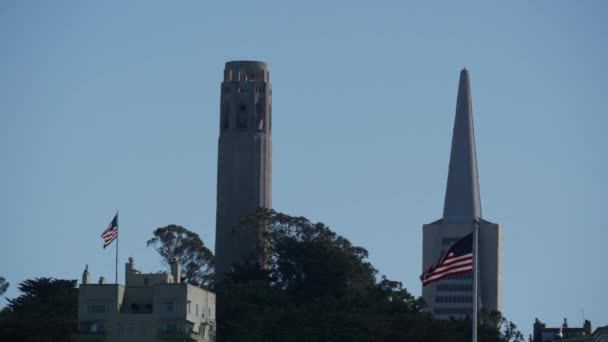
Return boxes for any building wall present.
[215,61,272,282]
[422,221,502,319]
[77,276,215,341]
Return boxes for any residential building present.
[531,318,593,342]
[74,258,216,342]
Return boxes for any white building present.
[74,258,216,342]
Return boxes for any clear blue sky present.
[1,0,606,337]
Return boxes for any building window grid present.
[435,296,473,303]
[433,307,473,315]
[446,273,472,280]
[436,284,473,292]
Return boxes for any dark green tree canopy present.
[0,277,78,342]
[147,224,214,287]
[217,208,523,342]
[0,277,8,296]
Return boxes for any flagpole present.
[472,217,479,342]
[115,210,119,284]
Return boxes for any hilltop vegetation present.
[0,209,523,341]
[216,209,523,342]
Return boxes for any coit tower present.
[215,61,272,283]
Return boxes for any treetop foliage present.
[147,224,214,288]
[0,277,78,342]
[216,208,523,342]
[0,277,8,296]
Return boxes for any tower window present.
[238,105,247,129]
[222,105,229,130]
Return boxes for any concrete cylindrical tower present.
[215,61,272,283]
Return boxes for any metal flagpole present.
[115,210,119,284]
[472,218,479,342]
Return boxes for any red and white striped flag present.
[420,232,473,286]
[101,214,118,249]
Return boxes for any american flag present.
[101,214,118,249]
[420,232,473,286]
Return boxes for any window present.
[187,301,191,314]
[435,296,473,303]
[436,284,473,292]
[196,304,199,316]
[80,322,104,333]
[128,321,135,335]
[433,307,473,315]
[162,302,175,313]
[222,104,230,130]
[162,323,178,333]
[87,304,108,313]
[237,106,247,129]
[90,322,104,333]
[143,278,149,285]
[448,273,472,280]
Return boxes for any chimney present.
[98,276,105,284]
[583,320,592,335]
[563,318,568,329]
[171,262,181,284]
[82,265,91,285]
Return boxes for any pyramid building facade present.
[422,69,502,319]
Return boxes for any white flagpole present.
[472,218,479,342]
[115,210,119,284]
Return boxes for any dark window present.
[238,105,247,129]
[436,284,473,292]
[162,302,175,313]
[88,304,108,313]
[435,296,472,303]
[433,307,473,315]
[222,105,229,129]
[256,101,265,130]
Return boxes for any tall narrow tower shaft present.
[215,61,272,283]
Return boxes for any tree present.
[0,277,8,296]
[147,224,214,287]
[0,277,78,341]
[217,209,430,341]
[216,208,524,342]
[479,309,525,342]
